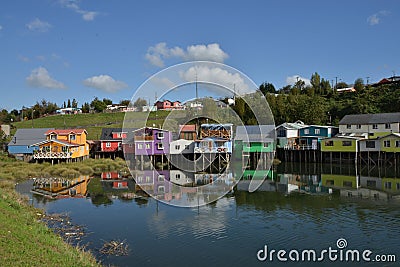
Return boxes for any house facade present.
[276,120,308,149]
[155,100,184,110]
[320,136,363,153]
[133,127,172,155]
[99,128,128,153]
[338,112,400,138]
[33,129,89,161]
[234,125,275,154]
[179,124,197,140]
[194,123,233,154]
[298,125,338,149]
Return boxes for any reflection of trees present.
[90,194,112,206]
[134,197,148,207]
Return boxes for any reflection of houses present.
[101,172,128,189]
[32,176,90,198]
[321,174,359,189]
[33,129,90,163]
[134,170,173,199]
[170,170,194,186]
[8,128,53,161]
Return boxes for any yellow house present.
[321,136,364,152]
[379,133,400,153]
[33,129,89,162]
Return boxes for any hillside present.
[11,111,171,140]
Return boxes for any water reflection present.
[31,176,90,199]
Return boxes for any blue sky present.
[0,0,399,110]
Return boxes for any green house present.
[234,125,275,154]
[379,133,400,153]
[320,136,365,152]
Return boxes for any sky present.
[0,0,399,110]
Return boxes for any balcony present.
[134,135,154,141]
[34,151,72,159]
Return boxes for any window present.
[304,129,309,134]
[185,145,190,150]
[138,144,143,149]
[384,140,390,147]
[176,174,181,179]
[385,182,392,189]
[326,180,334,186]
[343,181,353,187]
[116,132,122,138]
[397,183,400,190]
[50,134,57,140]
[385,123,391,129]
[346,124,351,129]
[157,132,164,139]
[356,125,361,129]
[315,129,320,135]
[372,124,378,129]
[137,176,142,183]
[158,186,165,193]
[146,143,150,149]
[277,129,286,137]
[263,142,269,148]
[365,141,375,148]
[366,180,377,188]
[396,140,400,148]
[70,134,76,141]
[158,143,164,150]
[106,142,111,148]
[158,175,165,182]
[146,176,151,182]
[175,145,180,150]
[342,141,352,146]
[325,141,334,146]
[128,143,133,148]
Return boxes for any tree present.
[63,101,66,108]
[72,98,78,108]
[259,82,276,95]
[90,97,107,113]
[310,72,321,94]
[133,98,147,112]
[103,98,112,105]
[81,102,90,113]
[120,99,131,106]
[336,81,348,89]
[354,78,364,92]
[67,99,71,108]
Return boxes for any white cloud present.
[286,75,311,87]
[83,75,128,93]
[145,43,229,67]
[367,10,390,26]
[60,0,99,21]
[26,18,52,32]
[26,67,67,89]
[180,65,249,94]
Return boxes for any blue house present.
[298,125,338,149]
[8,128,53,161]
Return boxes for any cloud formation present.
[60,0,99,21]
[26,18,52,32]
[83,75,128,93]
[26,67,67,89]
[286,75,311,87]
[367,10,390,26]
[146,43,229,67]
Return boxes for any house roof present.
[276,120,308,130]
[8,128,54,146]
[100,128,126,141]
[339,113,400,125]
[32,139,79,147]
[235,125,275,142]
[45,129,87,135]
[179,124,196,132]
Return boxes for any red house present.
[99,128,127,153]
[155,100,183,110]
[101,171,121,180]
[179,124,198,140]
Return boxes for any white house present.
[169,139,195,154]
[275,120,308,148]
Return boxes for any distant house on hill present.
[56,107,82,115]
[155,100,184,110]
[372,76,400,87]
[8,128,54,161]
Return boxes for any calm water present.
[16,163,400,267]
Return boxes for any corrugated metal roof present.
[339,113,400,125]
[100,128,124,141]
[8,128,54,146]
[235,125,275,142]
[45,129,87,135]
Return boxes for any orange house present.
[33,129,90,162]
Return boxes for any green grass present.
[0,186,101,267]
[11,111,173,139]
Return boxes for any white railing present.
[34,151,72,159]
[283,144,318,150]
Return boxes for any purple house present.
[133,127,172,155]
[135,170,171,197]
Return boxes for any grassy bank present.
[0,153,129,181]
[0,182,100,267]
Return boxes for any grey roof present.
[8,128,54,146]
[235,125,275,142]
[339,113,400,125]
[100,128,124,141]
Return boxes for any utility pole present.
[335,76,338,89]
[366,76,370,86]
